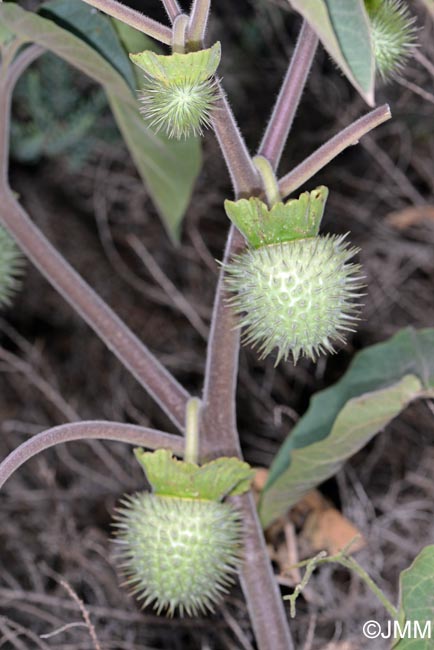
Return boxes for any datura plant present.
[114,449,254,616]
[0,1,423,650]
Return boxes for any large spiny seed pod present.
[113,450,254,617]
[115,494,242,616]
[130,43,221,140]
[365,0,417,80]
[0,226,24,308]
[225,235,364,364]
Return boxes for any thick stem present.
[161,0,182,23]
[80,0,172,45]
[259,21,318,170]
[201,225,244,459]
[0,421,183,490]
[236,493,294,650]
[0,48,190,432]
[278,104,392,198]
[212,84,261,198]
[188,0,211,48]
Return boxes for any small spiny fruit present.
[365,0,417,80]
[224,188,364,364]
[130,43,221,140]
[116,493,242,616]
[113,450,254,617]
[0,226,24,308]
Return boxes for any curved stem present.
[0,190,190,431]
[259,20,318,170]
[172,14,189,53]
[80,0,172,45]
[0,421,183,490]
[161,0,182,23]
[0,47,190,432]
[278,104,392,198]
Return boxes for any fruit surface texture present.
[225,235,364,363]
[115,493,242,616]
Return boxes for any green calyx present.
[134,448,254,501]
[130,43,221,139]
[225,235,365,364]
[0,226,24,309]
[364,0,417,80]
[113,450,254,616]
[224,186,329,248]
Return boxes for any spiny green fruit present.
[130,43,221,139]
[365,0,417,80]
[114,493,242,616]
[225,235,364,364]
[0,226,24,308]
[113,449,254,617]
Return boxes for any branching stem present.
[0,421,183,490]
[278,104,392,198]
[80,0,172,45]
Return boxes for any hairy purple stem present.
[161,0,182,23]
[188,0,211,47]
[212,84,261,198]
[201,226,244,458]
[236,493,294,649]
[259,20,318,170]
[278,104,392,198]
[0,47,190,432]
[80,0,172,44]
[0,421,183,490]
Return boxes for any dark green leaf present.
[40,0,136,89]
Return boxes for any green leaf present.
[224,186,329,248]
[259,327,434,527]
[0,3,201,240]
[260,374,423,528]
[395,546,434,649]
[134,449,255,501]
[40,0,136,90]
[108,95,201,240]
[288,0,375,105]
